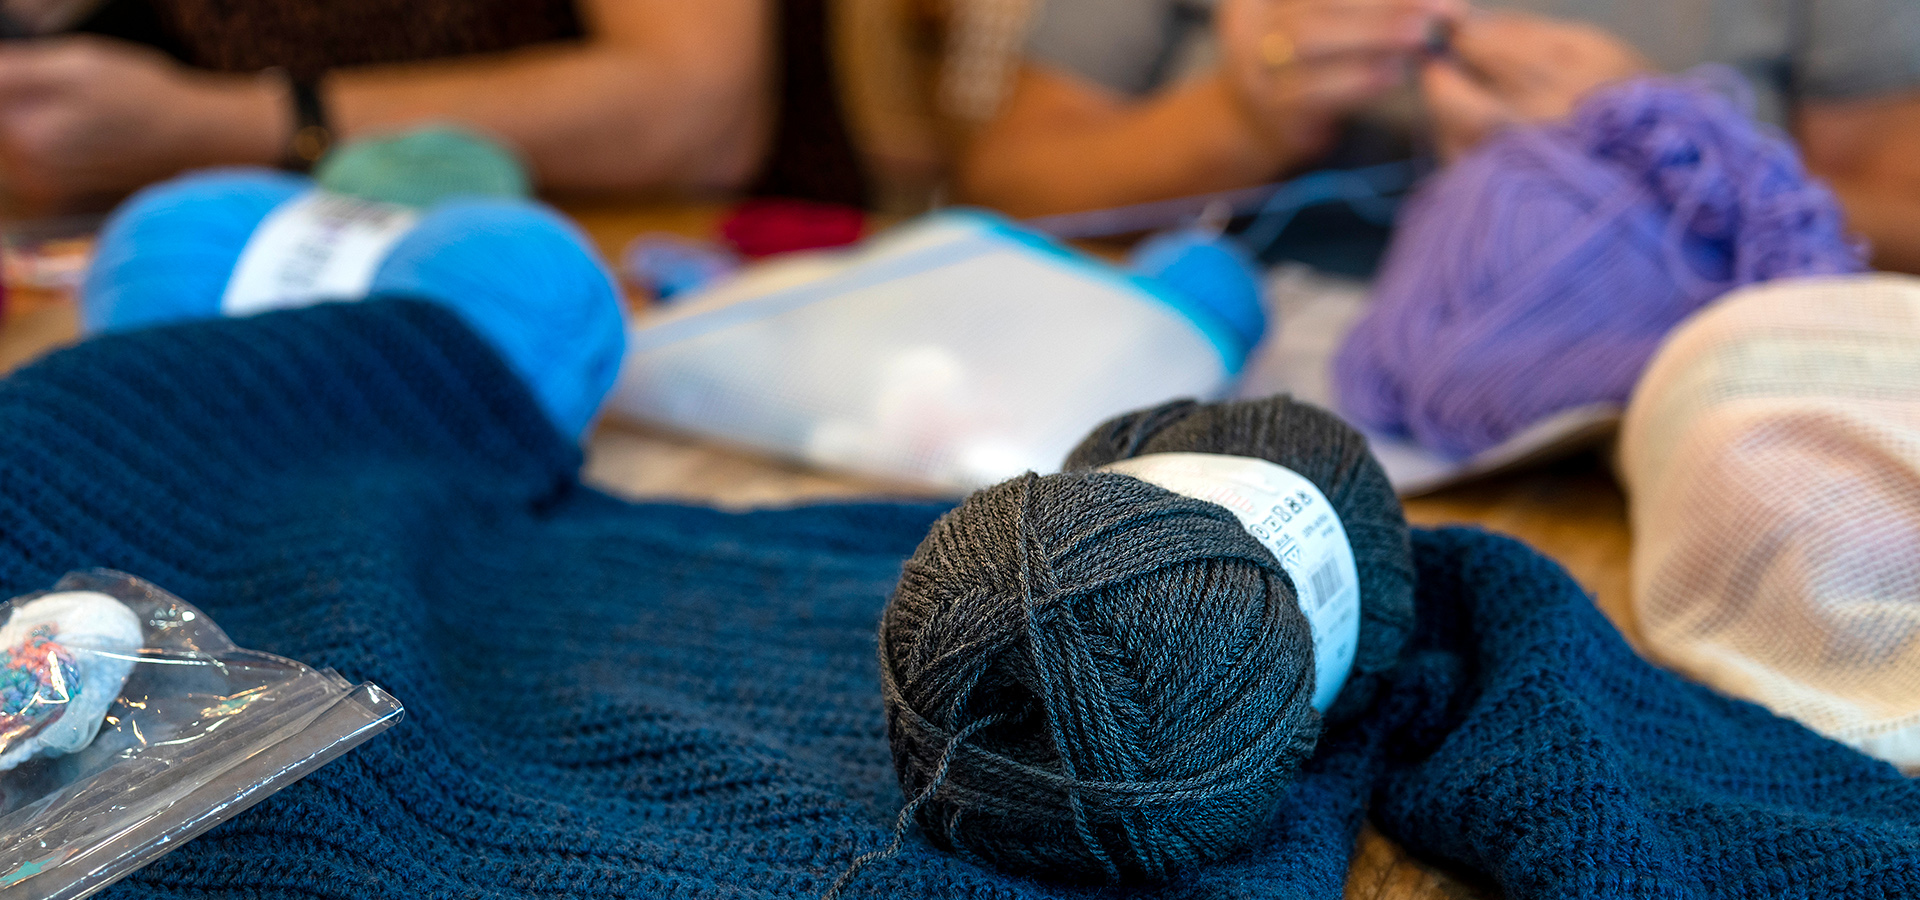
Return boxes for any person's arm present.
[0,0,769,211]
[958,67,1291,217]
[328,0,769,195]
[958,0,1455,217]
[1797,93,1920,274]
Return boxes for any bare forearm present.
[958,71,1296,217]
[1829,183,1920,274]
[0,2,770,210]
[329,42,769,194]
[1797,94,1920,274]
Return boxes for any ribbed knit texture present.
[0,300,1363,899]
[0,300,1914,898]
[1369,529,1920,898]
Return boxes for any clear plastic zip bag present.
[0,569,403,899]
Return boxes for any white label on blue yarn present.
[221,190,420,315]
[1099,452,1361,712]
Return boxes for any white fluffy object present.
[0,591,144,770]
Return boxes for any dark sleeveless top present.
[76,0,868,206]
[81,0,580,78]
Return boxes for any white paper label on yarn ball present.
[1099,452,1361,712]
[222,190,420,315]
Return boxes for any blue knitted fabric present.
[1366,531,1920,898]
[0,300,1913,898]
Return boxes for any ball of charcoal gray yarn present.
[879,395,1413,884]
[1064,395,1415,721]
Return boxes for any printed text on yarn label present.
[1099,452,1359,711]
[222,191,421,315]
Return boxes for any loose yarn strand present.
[1013,472,1126,884]
[1239,162,1418,256]
[1022,161,1416,242]
[822,715,1002,900]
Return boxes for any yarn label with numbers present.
[1100,452,1359,711]
[222,190,421,315]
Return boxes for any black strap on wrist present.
[272,68,333,172]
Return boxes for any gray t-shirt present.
[1026,0,1920,126]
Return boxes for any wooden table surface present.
[1,200,1636,900]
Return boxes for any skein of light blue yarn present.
[1129,228,1268,353]
[80,169,626,438]
[81,168,308,333]
[371,198,626,437]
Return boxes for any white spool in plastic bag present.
[606,210,1248,492]
[0,570,404,898]
[1620,273,1920,769]
[0,592,142,771]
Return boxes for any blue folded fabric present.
[1368,530,1920,898]
[0,300,1913,899]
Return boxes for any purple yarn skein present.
[1333,69,1866,459]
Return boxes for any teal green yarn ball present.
[316,126,531,208]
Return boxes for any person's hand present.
[1217,0,1463,165]
[0,36,286,212]
[1422,12,1649,159]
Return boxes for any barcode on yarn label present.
[222,190,421,316]
[1308,558,1345,611]
[1099,452,1360,712]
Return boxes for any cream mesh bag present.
[1621,273,1920,770]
